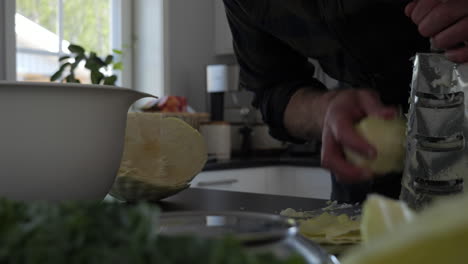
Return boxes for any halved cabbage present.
[110,113,207,201]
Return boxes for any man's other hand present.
[405,0,468,63]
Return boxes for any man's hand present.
[285,88,397,183]
[405,0,468,63]
[320,89,397,183]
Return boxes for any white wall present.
[166,0,234,112]
[130,0,236,112]
[166,0,214,112]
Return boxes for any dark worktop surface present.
[158,188,328,214]
[203,155,321,171]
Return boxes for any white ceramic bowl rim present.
[0,81,155,98]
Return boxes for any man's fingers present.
[331,118,376,159]
[321,129,372,183]
[432,17,468,50]
[374,108,398,120]
[357,90,397,119]
[419,0,468,38]
[405,1,418,17]
[356,90,383,113]
[410,0,441,24]
[445,44,468,63]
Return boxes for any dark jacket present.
[224,0,430,203]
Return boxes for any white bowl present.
[0,81,154,201]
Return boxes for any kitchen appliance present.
[200,121,232,160]
[159,211,340,264]
[230,124,287,154]
[0,81,153,201]
[206,64,239,121]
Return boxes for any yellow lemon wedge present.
[361,194,415,244]
[342,193,468,264]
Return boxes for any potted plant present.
[50,44,122,85]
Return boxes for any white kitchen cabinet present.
[191,166,331,200]
[291,167,332,200]
[214,0,234,55]
[266,167,331,200]
[191,167,267,193]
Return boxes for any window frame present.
[111,0,132,88]
[0,0,17,81]
[132,0,169,100]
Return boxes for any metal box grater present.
[401,53,468,209]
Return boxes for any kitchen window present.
[16,0,122,84]
[2,0,167,97]
[15,0,111,83]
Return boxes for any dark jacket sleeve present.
[223,0,327,143]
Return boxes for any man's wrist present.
[284,87,340,141]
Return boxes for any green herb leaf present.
[113,62,123,70]
[59,62,71,71]
[65,74,80,83]
[85,53,106,71]
[50,70,63,82]
[104,55,114,65]
[112,49,123,55]
[103,75,117,85]
[91,70,104,84]
[59,55,71,62]
[88,52,98,59]
[50,62,72,82]
[68,44,85,54]
[71,54,86,71]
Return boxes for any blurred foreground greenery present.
[0,198,306,264]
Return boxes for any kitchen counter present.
[157,188,353,257]
[157,188,328,214]
[203,155,321,171]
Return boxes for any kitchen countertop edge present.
[203,156,322,171]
